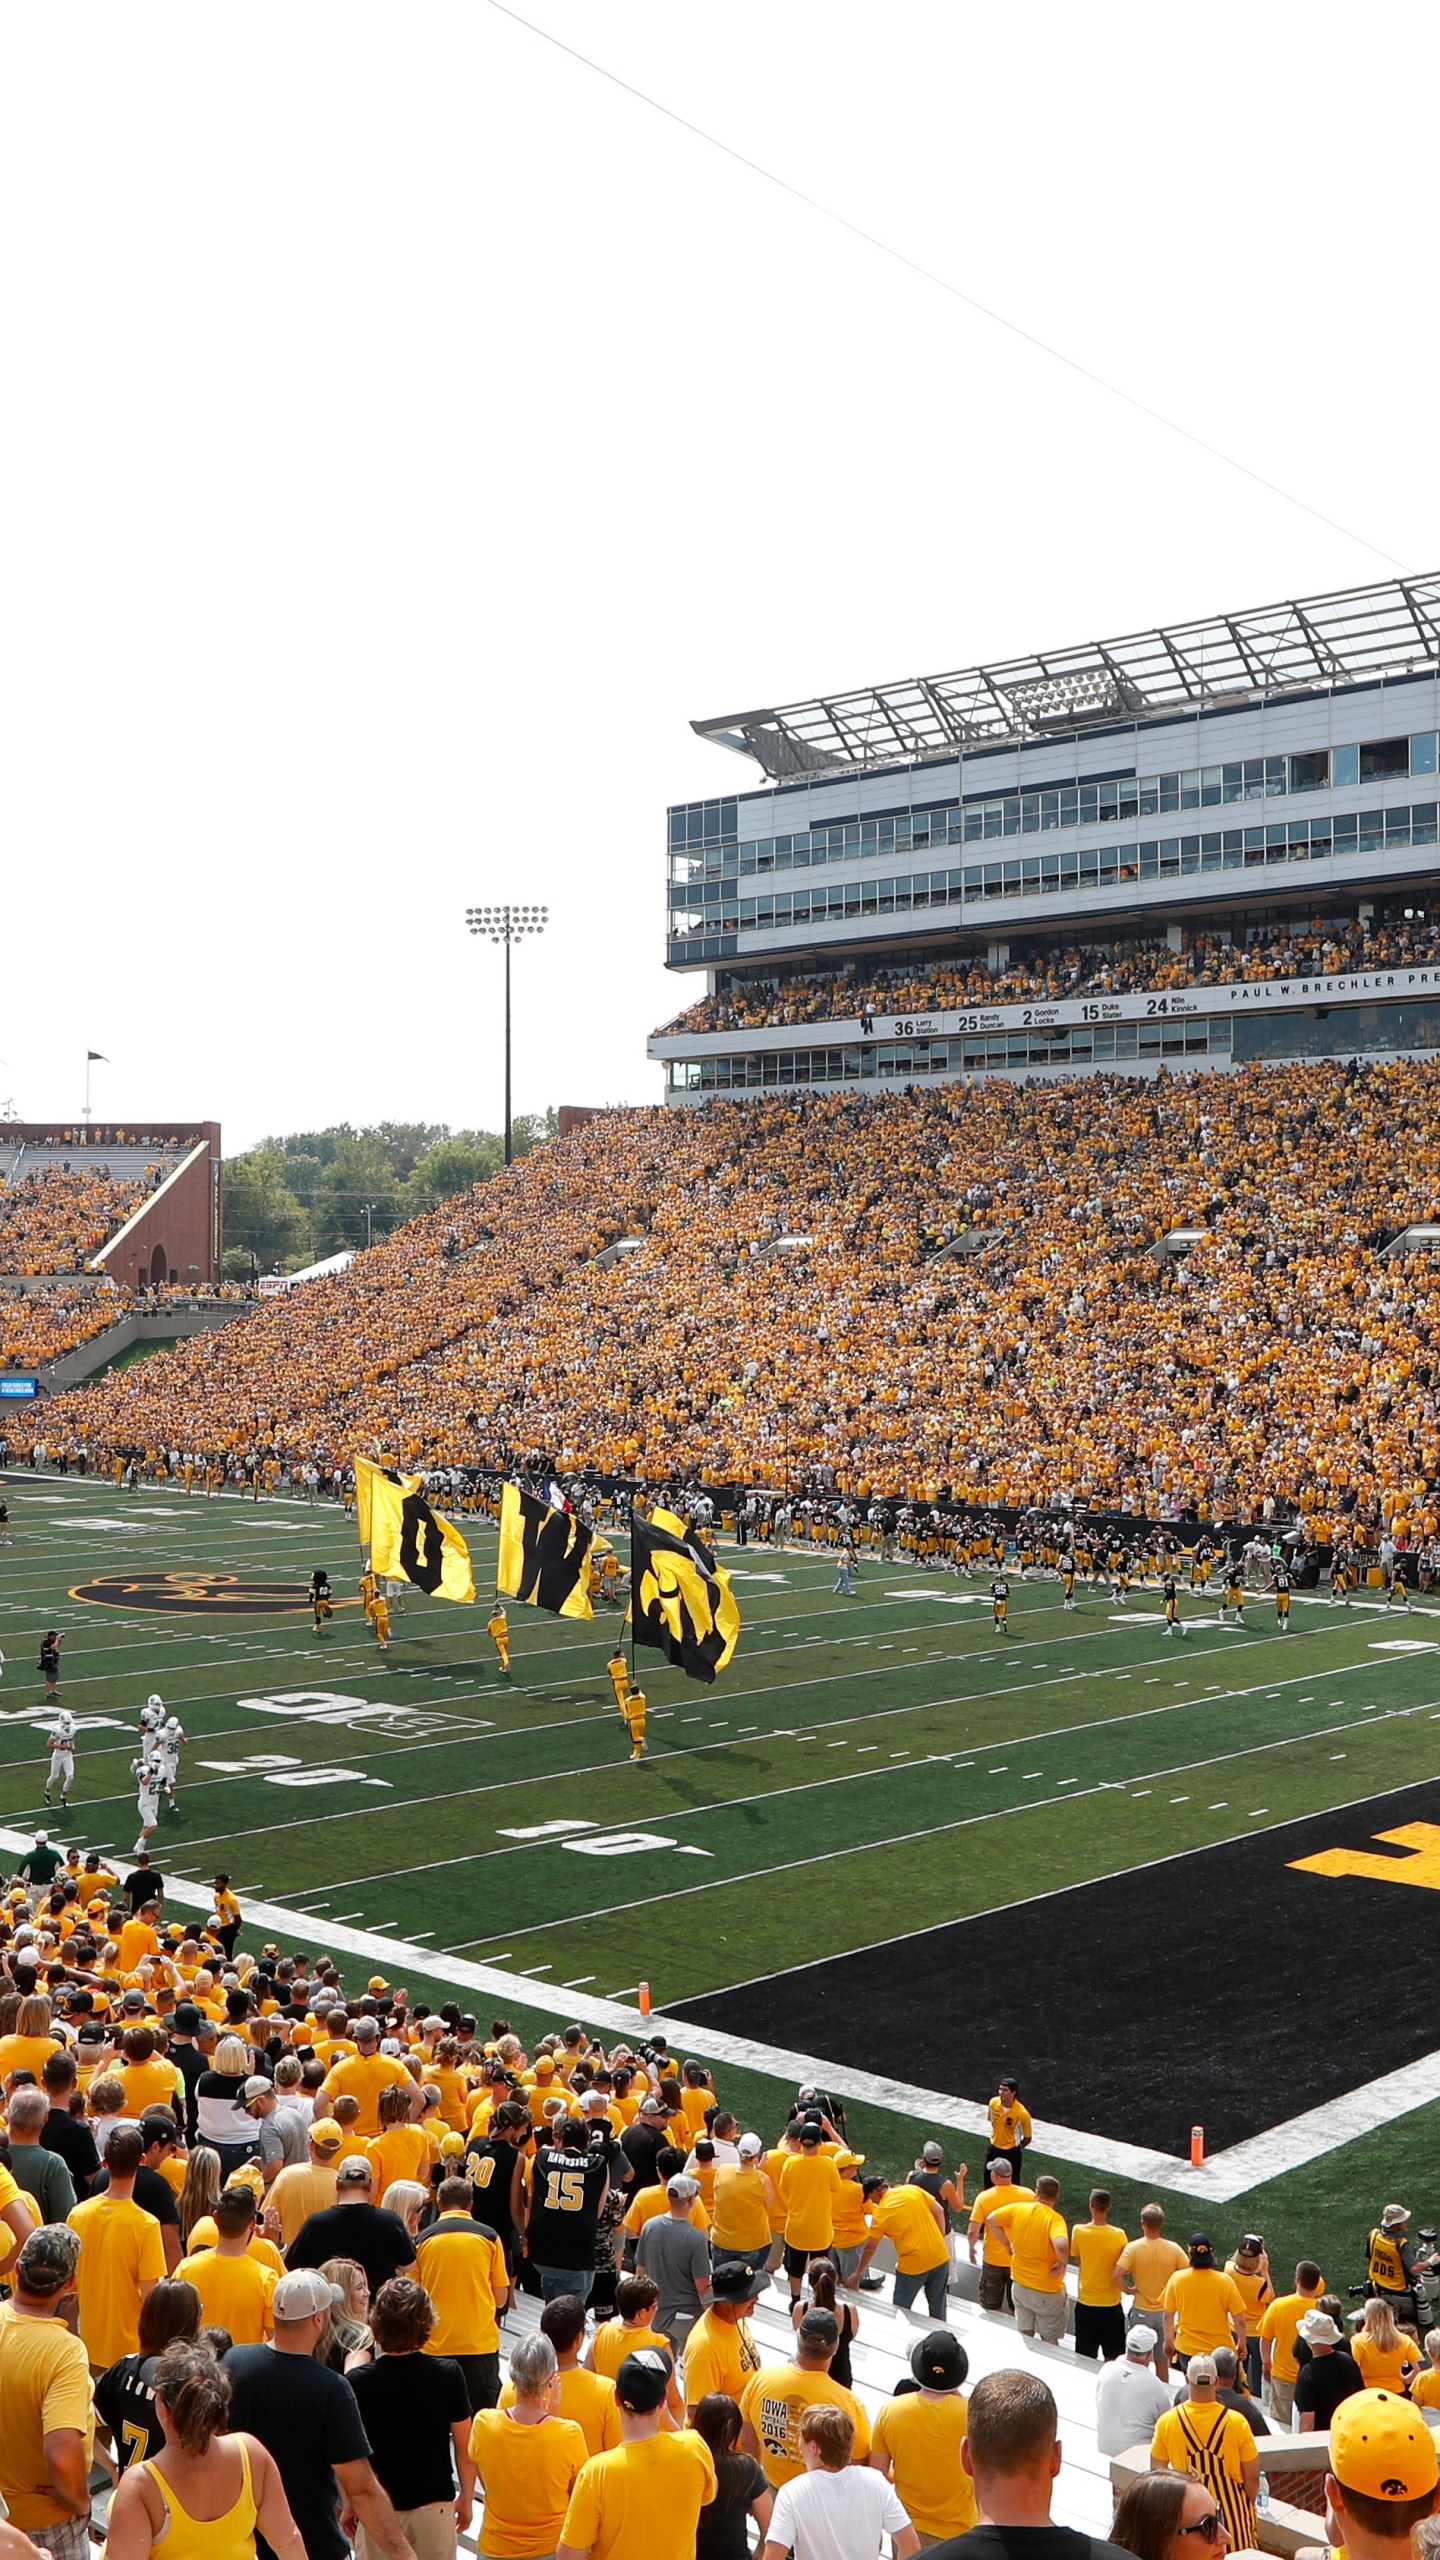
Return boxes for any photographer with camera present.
[1361,2205,1439,2333]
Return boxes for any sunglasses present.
[1179,2513,1224,2544]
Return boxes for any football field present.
[3,1470,1439,2280]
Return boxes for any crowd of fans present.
[0,1165,167,1277]
[0,1290,129,1371]
[655,907,1440,1038]
[0,1852,1432,2560]
[27,1057,1440,1532]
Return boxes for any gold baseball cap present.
[1330,2391,1439,2501]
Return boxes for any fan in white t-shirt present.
[762,2404,918,2560]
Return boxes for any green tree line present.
[221,1114,557,1275]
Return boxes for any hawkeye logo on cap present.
[1290,1821,1440,1893]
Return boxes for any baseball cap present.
[1126,2326,1158,2358]
[710,2261,762,2303]
[242,2076,272,2100]
[921,2141,945,2164]
[1299,2310,1342,2347]
[440,2132,465,2157]
[1329,2390,1439,2500]
[666,2175,700,2204]
[798,2121,824,2147]
[616,2348,673,2413]
[337,2157,372,2185]
[367,1976,390,1995]
[737,2133,764,2158]
[1187,2354,1218,2386]
[34,1830,47,1845]
[309,2118,343,2149]
[1382,2204,1411,2229]
[798,2307,839,2350]
[227,2162,266,2198]
[273,2269,344,2321]
[638,2096,665,2116]
[834,2149,866,2170]
[15,2225,79,2297]
[911,2329,966,2389]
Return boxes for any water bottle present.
[1256,2473,1271,2521]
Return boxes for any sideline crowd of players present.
[1,1834,1439,2560]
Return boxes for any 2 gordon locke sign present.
[862,964,1440,1043]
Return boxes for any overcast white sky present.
[0,3,1433,1152]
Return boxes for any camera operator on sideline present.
[1363,2206,1440,2331]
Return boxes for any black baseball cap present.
[616,2348,673,2413]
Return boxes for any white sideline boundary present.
[4,1824,1434,2204]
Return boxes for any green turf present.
[0,1472,1431,2285]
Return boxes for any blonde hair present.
[178,2146,222,2246]
[381,2180,427,2233]
[213,2036,249,2077]
[1362,2296,1405,2352]
[16,1994,52,2038]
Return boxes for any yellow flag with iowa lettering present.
[496,1484,594,1619]
[627,1504,740,1684]
[352,1456,475,1604]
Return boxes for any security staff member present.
[985,2077,1032,2181]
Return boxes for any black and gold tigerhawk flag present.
[352,1456,475,1603]
[496,1483,594,1620]
[627,1504,740,1685]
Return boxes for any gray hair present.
[509,2332,558,2397]
[7,2087,49,2134]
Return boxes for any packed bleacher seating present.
[0,1286,127,1369]
[0,1160,167,1275]
[0,1855,1416,2556]
[655,904,1440,1036]
[46,1056,1440,1530]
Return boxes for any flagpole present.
[626,1474,638,1687]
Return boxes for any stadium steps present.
[488,2261,1122,2539]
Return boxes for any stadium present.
[7,553,1440,2552]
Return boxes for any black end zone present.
[680,1779,1440,2155]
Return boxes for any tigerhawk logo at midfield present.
[70,1574,337,1615]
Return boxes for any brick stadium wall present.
[0,1124,223,1287]
[77,1126,224,1287]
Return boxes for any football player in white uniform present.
[155,1714,187,1809]
[44,1709,76,1808]
[131,1752,161,1855]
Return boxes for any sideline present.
[2,1819,1427,2205]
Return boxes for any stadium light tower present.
[466,903,549,1164]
